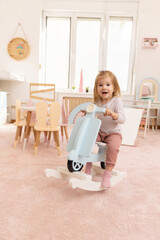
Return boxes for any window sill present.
[55,89,134,98]
[56,89,93,96]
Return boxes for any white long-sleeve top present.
[96,96,126,134]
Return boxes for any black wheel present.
[67,160,83,172]
[100,162,106,169]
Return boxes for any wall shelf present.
[142,38,158,48]
[0,91,8,125]
[0,70,25,82]
[0,72,24,123]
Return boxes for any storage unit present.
[0,70,25,122]
[0,91,7,125]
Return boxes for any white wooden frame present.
[105,12,138,95]
[41,11,104,89]
[41,9,137,95]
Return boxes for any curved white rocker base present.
[44,165,126,192]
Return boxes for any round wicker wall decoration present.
[8,37,30,61]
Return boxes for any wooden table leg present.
[23,111,32,150]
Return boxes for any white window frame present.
[104,12,137,95]
[41,10,137,95]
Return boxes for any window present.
[75,18,101,90]
[42,12,137,94]
[106,17,133,92]
[45,17,70,88]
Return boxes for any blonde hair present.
[93,70,121,103]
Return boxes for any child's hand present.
[81,110,86,116]
[104,108,118,120]
[104,108,113,117]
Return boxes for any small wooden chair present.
[29,83,56,142]
[34,101,61,155]
[14,100,35,148]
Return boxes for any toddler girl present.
[85,70,126,188]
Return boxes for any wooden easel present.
[30,83,55,103]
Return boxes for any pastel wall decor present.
[142,38,158,48]
[7,23,30,61]
[136,77,160,101]
[8,38,30,61]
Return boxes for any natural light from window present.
[43,13,135,93]
[75,18,100,90]
[106,17,133,91]
[46,17,70,88]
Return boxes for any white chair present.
[34,101,61,155]
[138,99,151,138]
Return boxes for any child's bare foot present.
[102,170,111,188]
[85,162,92,175]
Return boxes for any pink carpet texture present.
[0,124,160,240]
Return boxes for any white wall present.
[0,0,160,120]
[0,0,40,103]
[136,1,160,82]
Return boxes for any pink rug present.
[0,124,160,240]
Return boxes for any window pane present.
[75,18,100,90]
[106,17,133,91]
[46,17,70,88]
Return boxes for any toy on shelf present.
[142,38,158,48]
[45,102,126,191]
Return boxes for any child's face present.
[97,77,114,103]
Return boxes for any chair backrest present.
[30,83,55,103]
[142,85,151,96]
[15,99,21,123]
[36,102,48,128]
[50,102,61,129]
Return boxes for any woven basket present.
[63,96,93,113]
[8,37,30,61]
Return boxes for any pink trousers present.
[97,131,122,167]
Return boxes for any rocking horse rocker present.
[45,102,126,191]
